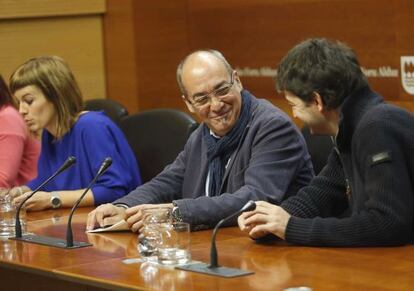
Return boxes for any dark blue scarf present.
[203,90,252,196]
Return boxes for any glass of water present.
[137,207,171,261]
[157,222,191,265]
[0,188,26,237]
[0,189,15,237]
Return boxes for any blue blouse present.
[28,111,141,205]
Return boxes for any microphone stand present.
[13,156,76,238]
[177,201,256,278]
[10,157,111,249]
[66,157,112,247]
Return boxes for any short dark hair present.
[0,75,14,108]
[275,38,368,109]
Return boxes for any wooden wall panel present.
[104,0,414,120]
[132,0,189,112]
[0,0,104,19]
[395,0,414,100]
[103,0,139,111]
[0,0,106,101]
[0,16,106,101]
[187,0,401,101]
[104,0,189,114]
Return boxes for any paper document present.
[86,219,130,233]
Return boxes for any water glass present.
[157,222,191,265]
[137,207,171,261]
[0,189,26,237]
[0,193,14,237]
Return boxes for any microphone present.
[10,157,112,249]
[177,200,256,278]
[209,200,256,268]
[14,156,76,238]
[66,157,112,247]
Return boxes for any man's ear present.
[313,92,325,112]
[233,70,243,90]
[182,95,195,113]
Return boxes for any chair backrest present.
[83,98,128,125]
[120,109,198,183]
[301,126,334,175]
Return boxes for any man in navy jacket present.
[87,50,313,231]
[239,38,414,246]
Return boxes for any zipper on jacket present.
[333,138,352,202]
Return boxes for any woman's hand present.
[13,191,52,211]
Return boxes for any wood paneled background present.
[0,0,106,101]
[104,0,414,122]
[1,0,413,122]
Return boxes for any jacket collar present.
[336,87,384,151]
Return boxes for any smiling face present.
[14,85,58,135]
[285,90,338,135]
[181,53,243,137]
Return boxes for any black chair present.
[120,109,198,183]
[301,126,334,175]
[83,98,128,125]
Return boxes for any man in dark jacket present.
[87,50,313,231]
[239,38,414,246]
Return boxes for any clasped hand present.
[86,203,173,233]
[0,186,50,211]
[12,190,53,211]
[238,201,291,240]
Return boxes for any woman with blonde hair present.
[0,75,39,188]
[9,56,141,211]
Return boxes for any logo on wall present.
[401,56,414,95]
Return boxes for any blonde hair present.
[9,56,83,138]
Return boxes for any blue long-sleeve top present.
[28,111,141,205]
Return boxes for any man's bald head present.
[177,50,233,96]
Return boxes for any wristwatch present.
[50,192,62,209]
[171,201,183,222]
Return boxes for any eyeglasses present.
[187,72,235,108]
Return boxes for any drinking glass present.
[0,188,26,237]
[157,222,191,265]
[0,189,13,237]
[137,207,171,261]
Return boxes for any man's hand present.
[13,191,51,211]
[125,203,173,233]
[86,204,127,231]
[238,201,291,240]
